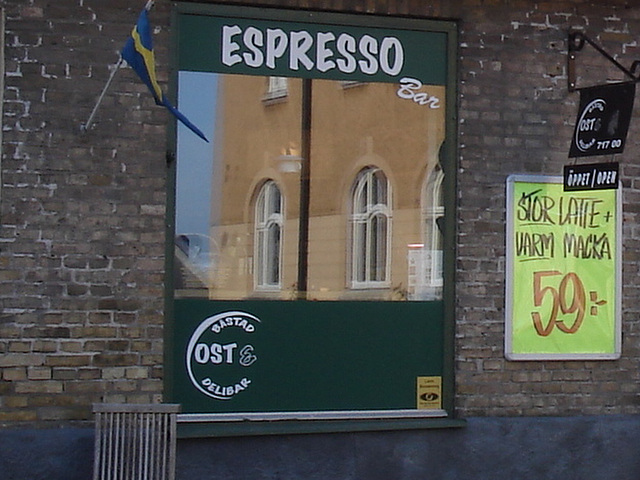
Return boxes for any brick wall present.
[0,0,170,424]
[454,1,640,416]
[1,0,640,425]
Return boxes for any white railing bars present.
[93,404,180,480]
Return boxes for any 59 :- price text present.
[530,270,606,337]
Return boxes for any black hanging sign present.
[569,82,635,158]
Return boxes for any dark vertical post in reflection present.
[297,78,312,300]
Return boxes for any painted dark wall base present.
[2,416,640,480]
[0,427,94,480]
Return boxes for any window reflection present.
[255,180,283,290]
[174,73,446,301]
[350,167,391,288]
[408,164,444,301]
[263,76,288,102]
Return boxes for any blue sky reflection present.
[176,71,217,239]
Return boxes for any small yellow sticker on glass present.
[417,376,442,409]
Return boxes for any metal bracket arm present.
[568,30,640,91]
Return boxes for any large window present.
[350,167,391,288]
[168,4,458,435]
[254,180,283,290]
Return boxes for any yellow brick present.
[8,341,31,353]
[60,341,84,353]
[4,396,29,408]
[102,367,125,380]
[15,380,63,394]
[125,367,149,379]
[0,410,38,422]
[27,367,52,380]
[0,354,45,368]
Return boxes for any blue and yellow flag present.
[121,9,209,142]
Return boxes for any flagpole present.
[81,0,155,133]
[81,56,124,132]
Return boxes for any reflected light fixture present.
[277,147,303,173]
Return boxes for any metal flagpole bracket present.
[81,56,124,133]
[568,30,640,92]
[81,0,155,134]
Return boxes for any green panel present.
[171,299,444,414]
[177,13,448,85]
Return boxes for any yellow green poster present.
[505,175,621,360]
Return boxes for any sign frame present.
[563,162,619,191]
[505,174,621,361]
[165,2,463,436]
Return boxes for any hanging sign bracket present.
[568,30,640,92]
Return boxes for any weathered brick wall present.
[454,1,640,416]
[0,0,171,424]
[1,0,640,426]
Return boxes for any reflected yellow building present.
[185,73,445,301]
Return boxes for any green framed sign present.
[505,175,621,360]
[166,3,459,435]
[177,10,448,84]
[174,300,443,413]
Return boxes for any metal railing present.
[93,404,180,480]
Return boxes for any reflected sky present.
[176,71,217,238]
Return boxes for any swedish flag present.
[121,8,209,142]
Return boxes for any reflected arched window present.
[255,180,283,289]
[350,167,391,288]
[420,164,444,299]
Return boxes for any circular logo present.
[185,311,260,400]
[575,98,606,153]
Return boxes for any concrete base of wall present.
[0,427,94,480]
[2,415,640,480]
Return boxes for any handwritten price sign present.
[505,175,621,360]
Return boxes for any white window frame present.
[254,180,283,290]
[421,165,444,297]
[263,76,288,103]
[340,80,367,89]
[350,167,392,289]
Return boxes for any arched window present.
[255,180,283,289]
[350,167,391,288]
[420,164,444,299]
